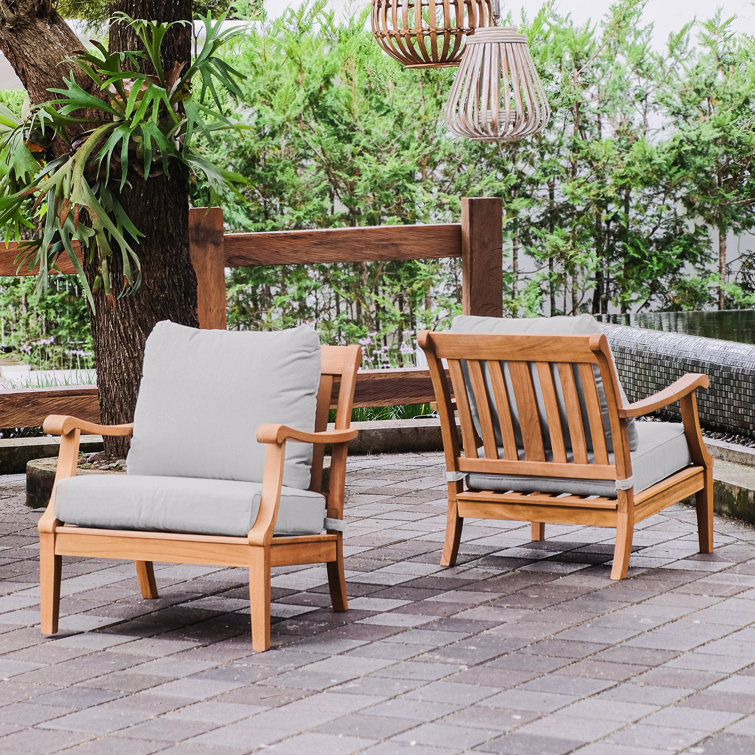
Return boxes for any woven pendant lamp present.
[371,0,494,68]
[444,16,550,141]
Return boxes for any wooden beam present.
[224,224,462,267]
[0,386,100,429]
[189,207,227,330]
[0,368,444,429]
[461,197,503,317]
[0,242,81,276]
[351,368,436,408]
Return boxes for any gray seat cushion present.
[451,314,639,453]
[466,421,692,497]
[127,322,321,490]
[54,474,327,537]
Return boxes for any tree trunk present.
[88,1,197,457]
[718,225,727,311]
[0,1,86,108]
[0,0,199,457]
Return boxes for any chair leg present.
[696,468,714,554]
[135,561,158,599]
[441,500,463,567]
[531,522,545,541]
[249,546,271,652]
[40,533,61,635]
[611,512,634,580]
[327,534,348,612]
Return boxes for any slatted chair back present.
[419,331,633,487]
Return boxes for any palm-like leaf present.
[0,12,247,307]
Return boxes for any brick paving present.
[0,452,754,754]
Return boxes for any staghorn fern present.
[0,13,247,308]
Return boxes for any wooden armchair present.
[418,316,713,580]
[39,322,361,650]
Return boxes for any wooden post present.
[461,197,503,317]
[188,207,227,330]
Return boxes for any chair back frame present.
[420,331,633,487]
[418,329,713,581]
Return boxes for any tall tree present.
[0,0,198,456]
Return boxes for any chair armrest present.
[43,414,134,437]
[618,374,709,418]
[256,424,358,445]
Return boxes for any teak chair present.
[418,317,713,580]
[38,322,362,651]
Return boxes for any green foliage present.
[0,90,26,116]
[0,13,247,306]
[0,276,93,369]
[2,1,754,371]
[191,0,755,363]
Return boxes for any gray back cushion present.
[127,322,321,489]
[450,315,638,454]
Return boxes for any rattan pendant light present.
[444,4,550,141]
[371,0,494,68]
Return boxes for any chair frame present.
[38,344,362,651]
[418,330,713,580]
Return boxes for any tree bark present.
[0,0,199,457]
[0,1,85,107]
[87,0,197,457]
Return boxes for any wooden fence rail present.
[1,197,502,428]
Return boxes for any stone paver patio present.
[1,451,754,754]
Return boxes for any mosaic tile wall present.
[603,324,755,438]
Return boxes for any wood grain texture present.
[0,242,80,276]
[0,387,99,429]
[418,329,714,581]
[189,207,227,330]
[224,224,462,266]
[461,197,503,318]
[38,344,362,650]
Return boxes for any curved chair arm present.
[43,415,134,437]
[256,425,358,446]
[618,374,709,418]
[249,425,359,547]
[38,416,133,535]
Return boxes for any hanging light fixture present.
[444,2,550,141]
[371,0,494,68]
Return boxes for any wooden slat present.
[558,363,588,464]
[224,224,462,266]
[578,363,609,465]
[448,359,478,458]
[0,386,99,429]
[508,362,545,461]
[54,528,338,568]
[536,362,567,463]
[457,456,617,480]
[468,360,497,459]
[0,241,81,276]
[457,490,618,510]
[488,360,518,460]
[456,500,617,527]
[426,332,600,363]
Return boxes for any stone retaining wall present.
[604,324,755,439]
